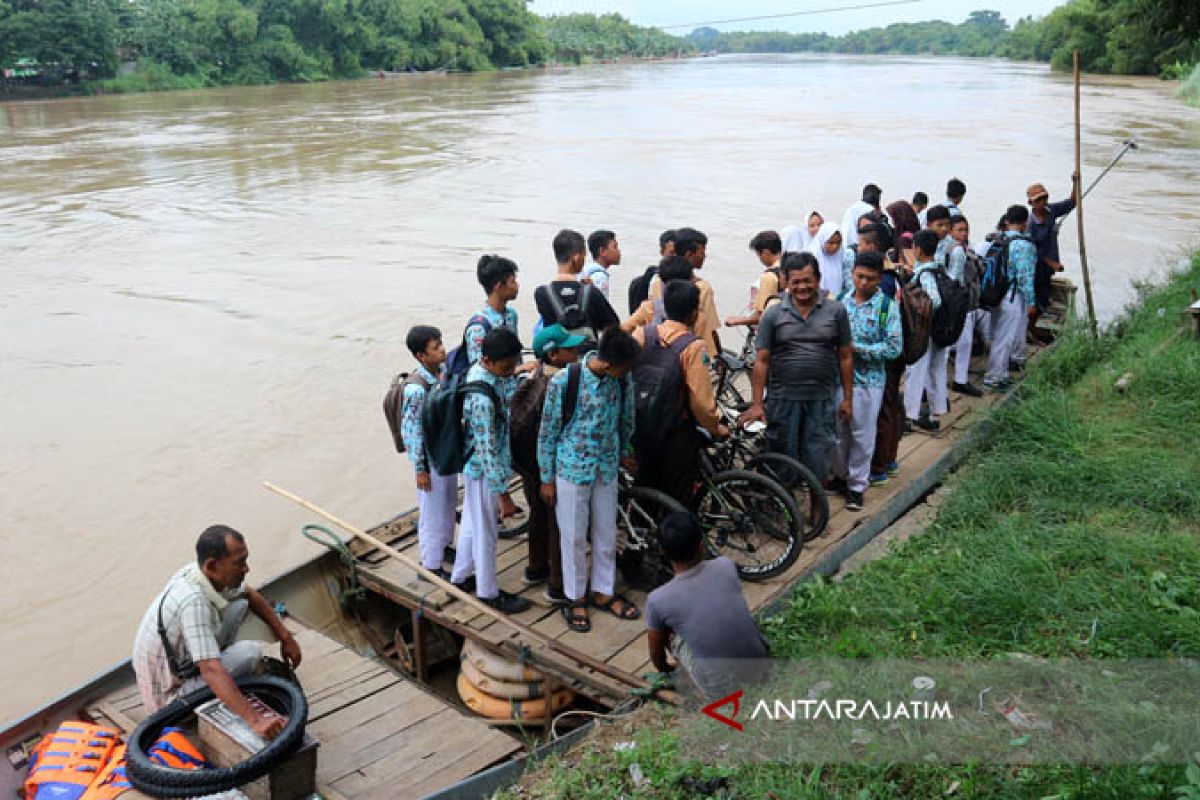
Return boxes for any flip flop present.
[562,600,591,633]
[593,594,641,621]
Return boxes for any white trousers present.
[904,344,949,420]
[417,468,457,570]
[953,309,987,385]
[554,477,618,602]
[986,295,1027,382]
[833,386,884,493]
[450,476,499,600]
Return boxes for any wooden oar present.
[263,482,653,694]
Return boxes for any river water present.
[2,54,1199,721]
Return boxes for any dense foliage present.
[695,2,1200,77]
[542,13,691,65]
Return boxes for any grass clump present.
[1179,62,1200,108]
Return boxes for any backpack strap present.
[879,294,892,329]
[462,313,492,349]
[463,380,504,425]
[544,284,569,322]
[561,362,583,427]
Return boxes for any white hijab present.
[805,221,845,298]
[782,210,822,253]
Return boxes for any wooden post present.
[1074,50,1098,337]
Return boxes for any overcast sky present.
[529,1,1067,36]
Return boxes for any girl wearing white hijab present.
[805,221,845,298]
[781,210,823,253]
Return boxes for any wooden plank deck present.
[354,352,1016,706]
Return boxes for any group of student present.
[386,176,1075,692]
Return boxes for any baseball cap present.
[1026,183,1049,202]
[533,323,586,359]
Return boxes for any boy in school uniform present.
[725,230,783,328]
[450,327,532,614]
[904,229,947,432]
[538,328,642,633]
[400,325,456,579]
[830,252,902,511]
[465,255,523,366]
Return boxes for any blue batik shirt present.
[841,248,857,297]
[462,362,517,495]
[1005,230,1038,306]
[913,260,942,310]
[537,353,635,486]
[938,236,967,282]
[843,290,903,387]
[465,305,519,366]
[399,363,440,475]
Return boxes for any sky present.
[528,0,1068,36]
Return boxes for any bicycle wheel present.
[747,453,830,541]
[498,475,530,538]
[694,469,802,581]
[616,486,686,590]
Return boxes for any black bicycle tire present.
[498,475,531,537]
[127,676,307,798]
[695,469,802,581]
[617,486,686,589]
[747,453,831,541]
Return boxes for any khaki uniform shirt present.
[631,320,722,435]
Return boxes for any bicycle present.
[712,323,757,410]
[614,470,687,590]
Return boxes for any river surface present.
[3,54,1199,722]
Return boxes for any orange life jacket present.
[77,744,131,800]
[145,727,207,770]
[24,722,120,800]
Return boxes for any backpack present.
[420,372,503,476]
[382,371,432,454]
[444,314,492,378]
[544,282,594,335]
[632,325,696,451]
[978,234,1031,310]
[961,245,985,310]
[627,265,658,315]
[898,275,933,365]
[509,364,580,476]
[927,266,971,348]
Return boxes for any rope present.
[550,696,643,741]
[302,524,366,607]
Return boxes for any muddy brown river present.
[2,54,1199,721]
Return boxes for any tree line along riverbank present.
[499,256,1200,798]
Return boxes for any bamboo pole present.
[263,482,652,693]
[1074,50,1098,337]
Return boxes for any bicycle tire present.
[694,469,802,581]
[616,486,686,590]
[747,453,830,541]
[126,676,307,798]
[498,475,530,538]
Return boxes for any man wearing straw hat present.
[1025,177,1078,334]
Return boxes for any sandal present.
[562,600,591,633]
[593,594,641,621]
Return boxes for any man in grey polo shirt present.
[741,251,853,482]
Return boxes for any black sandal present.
[593,594,641,620]
[562,600,591,633]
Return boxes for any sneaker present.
[497,520,525,540]
[1008,360,1026,374]
[419,566,450,583]
[845,490,864,511]
[914,416,940,432]
[869,471,890,486]
[825,477,848,496]
[522,567,548,586]
[452,576,477,594]
[951,381,983,398]
[543,586,568,605]
[484,590,532,614]
[983,378,1012,394]
[886,461,900,475]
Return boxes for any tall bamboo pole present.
[1074,50,1098,337]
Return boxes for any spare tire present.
[127,676,307,798]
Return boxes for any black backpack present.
[420,372,502,476]
[627,265,658,315]
[978,234,1032,310]
[959,244,985,310]
[928,266,971,348]
[382,371,432,454]
[544,282,594,335]
[632,325,696,452]
[444,314,491,378]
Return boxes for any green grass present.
[502,256,1200,799]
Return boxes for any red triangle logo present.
[701,689,744,732]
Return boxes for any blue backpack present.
[444,314,491,379]
[979,234,1032,310]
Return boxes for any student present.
[646,512,769,699]
[741,252,853,484]
[624,256,696,330]
[450,327,531,613]
[631,280,728,504]
[584,229,621,300]
[912,191,930,228]
[840,220,885,296]
[400,325,456,579]
[903,230,947,431]
[805,221,845,299]
[946,216,984,397]
[536,229,620,344]
[510,324,586,605]
[945,177,966,218]
[538,328,641,633]
[841,183,882,249]
[627,230,676,315]
[648,228,721,357]
[926,204,954,267]
[725,230,782,327]
[887,199,922,268]
[465,255,522,366]
[830,252,902,511]
[1026,178,1078,314]
[983,205,1038,392]
[781,210,823,253]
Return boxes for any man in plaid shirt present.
[132,525,302,739]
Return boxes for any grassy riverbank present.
[503,256,1200,798]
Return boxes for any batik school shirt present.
[537,353,635,486]
[939,237,968,282]
[584,262,611,300]
[462,362,517,495]
[912,261,942,311]
[1004,230,1038,306]
[464,305,519,366]
[842,290,902,388]
[399,363,441,476]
